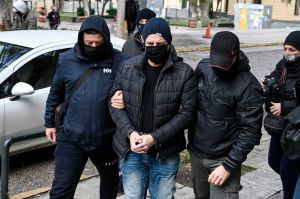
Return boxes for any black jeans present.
[268,134,298,199]
[50,132,119,199]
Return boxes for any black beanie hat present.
[136,8,156,25]
[142,17,172,44]
[284,31,300,51]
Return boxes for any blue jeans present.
[121,152,180,199]
[294,176,300,199]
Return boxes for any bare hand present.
[111,90,124,109]
[208,165,230,186]
[270,102,281,116]
[45,128,57,143]
[129,131,143,153]
[131,134,155,153]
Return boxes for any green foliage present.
[90,8,95,15]
[241,165,256,175]
[106,8,117,16]
[168,19,189,27]
[180,150,191,164]
[77,7,85,16]
[59,12,77,17]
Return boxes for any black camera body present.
[263,75,297,112]
[263,75,281,103]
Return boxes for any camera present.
[262,75,281,102]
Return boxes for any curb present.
[176,42,283,53]
[10,174,98,199]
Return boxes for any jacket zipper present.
[136,71,146,131]
[153,66,168,160]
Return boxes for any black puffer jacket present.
[188,51,264,172]
[109,50,197,160]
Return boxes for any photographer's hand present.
[270,102,281,116]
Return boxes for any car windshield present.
[0,42,30,72]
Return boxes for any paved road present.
[5,46,284,197]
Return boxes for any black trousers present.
[268,134,298,199]
[50,132,119,199]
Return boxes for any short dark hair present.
[84,29,100,35]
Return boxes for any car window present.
[0,42,30,72]
[0,48,70,99]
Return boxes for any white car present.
[0,30,125,155]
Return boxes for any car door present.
[2,47,70,154]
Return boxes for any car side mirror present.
[10,82,34,100]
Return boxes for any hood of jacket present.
[75,16,113,61]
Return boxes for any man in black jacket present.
[188,31,264,199]
[44,16,125,199]
[47,6,60,30]
[110,18,196,199]
[122,8,156,57]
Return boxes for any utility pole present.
[0,0,12,31]
[0,0,5,30]
[116,0,125,38]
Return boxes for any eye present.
[84,41,92,46]
[146,42,154,46]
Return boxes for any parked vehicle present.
[0,30,125,155]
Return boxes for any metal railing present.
[1,131,45,199]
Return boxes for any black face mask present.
[145,45,169,64]
[84,43,106,60]
[14,11,23,17]
[137,24,145,35]
[212,64,238,79]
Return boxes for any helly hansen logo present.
[103,68,112,73]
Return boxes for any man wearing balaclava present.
[188,31,264,199]
[44,16,126,198]
[12,0,37,30]
[264,31,300,199]
[47,6,60,30]
[109,18,196,198]
[122,8,156,57]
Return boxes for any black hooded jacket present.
[45,16,126,150]
[188,51,264,172]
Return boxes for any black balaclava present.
[136,8,156,35]
[77,16,112,61]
